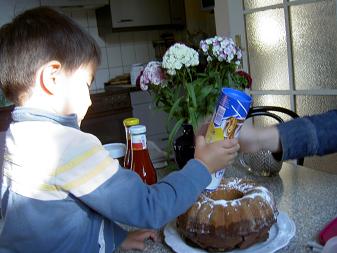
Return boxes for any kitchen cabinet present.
[110,0,170,28]
[96,0,185,34]
[169,0,186,26]
[41,0,108,8]
[81,89,133,144]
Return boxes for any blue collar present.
[11,107,79,129]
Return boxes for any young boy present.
[0,7,240,252]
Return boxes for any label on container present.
[205,88,252,191]
[205,169,225,191]
[205,94,247,143]
[131,134,147,150]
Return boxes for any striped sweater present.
[0,107,211,253]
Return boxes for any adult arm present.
[277,109,337,160]
[239,110,337,160]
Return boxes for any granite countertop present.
[115,161,337,253]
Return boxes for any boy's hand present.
[120,229,159,251]
[195,119,211,137]
[194,135,240,174]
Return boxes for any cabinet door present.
[110,0,171,28]
[81,90,133,144]
[81,110,132,144]
[169,0,185,25]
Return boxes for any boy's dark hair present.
[0,6,101,105]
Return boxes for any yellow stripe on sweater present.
[61,156,113,191]
[54,146,102,176]
[39,156,113,192]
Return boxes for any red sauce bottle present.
[123,118,140,169]
[129,125,157,185]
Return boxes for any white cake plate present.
[163,211,295,253]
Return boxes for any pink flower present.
[139,61,165,91]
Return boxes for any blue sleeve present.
[277,110,337,160]
[111,222,128,248]
[79,159,211,229]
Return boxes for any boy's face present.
[56,64,95,125]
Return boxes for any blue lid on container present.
[221,88,252,103]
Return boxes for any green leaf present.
[199,86,213,101]
[188,107,198,131]
[198,73,208,78]
[186,82,197,108]
[167,118,185,149]
[168,97,183,122]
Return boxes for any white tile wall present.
[13,0,40,15]
[0,0,15,25]
[134,31,151,63]
[107,45,123,68]
[73,10,165,92]
[0,2,164,93]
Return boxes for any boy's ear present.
[39,61,62,95]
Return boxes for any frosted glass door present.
[227,0,337,172]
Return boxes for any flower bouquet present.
[139,36,251,151]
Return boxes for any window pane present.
[291,1,337,90]
[244,0,282,10]
[295,95,337,116]
[245,9,289,90]
[251,95,291,127]
[288,0,323,2]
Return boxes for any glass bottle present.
[129,125,157,185]
[123,117,140,169]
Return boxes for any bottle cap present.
[123,118,140,127]
[129,125,146,135]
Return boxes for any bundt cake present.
[176,177,278,251]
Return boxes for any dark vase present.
[173,124,195,169]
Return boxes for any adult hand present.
[239,121,282,154]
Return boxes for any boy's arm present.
[59,132,238,229]
[79,159,211,229]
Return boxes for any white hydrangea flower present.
[162,43,199,75]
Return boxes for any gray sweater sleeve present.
[276,110,337,160]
